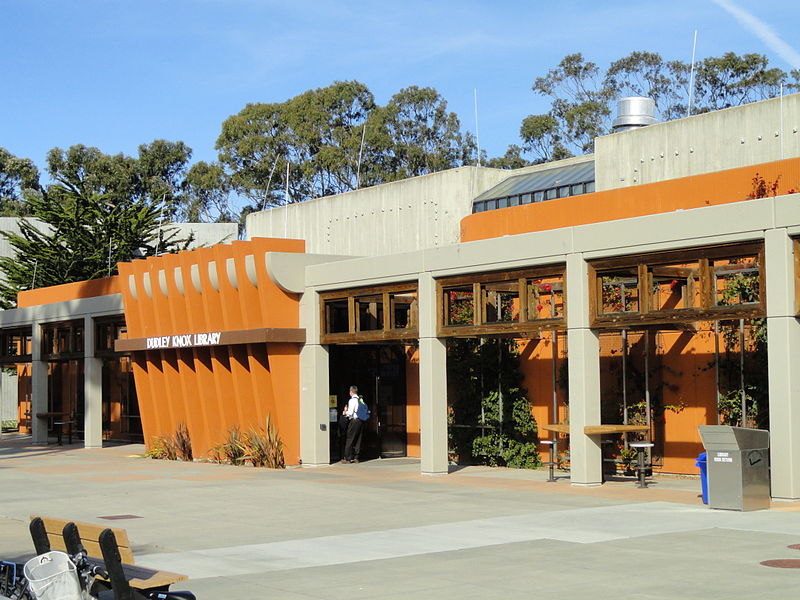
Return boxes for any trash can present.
[695,452,708,504]
[698,425,770,511]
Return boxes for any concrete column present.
[765,228,800,499]
[299,290,331,467]
[30,323,47,444]
[418,272,448,475]
[566,252,603,485]
[83,316,103,448]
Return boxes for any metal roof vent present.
[612,97,657,132]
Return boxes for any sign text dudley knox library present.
[147,332,221,349]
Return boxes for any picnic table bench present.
[35,412,76,445]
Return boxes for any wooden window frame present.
[590,241,766,329]
[320,283,418,344]
[0,326,33,364]
[437,266,566,338]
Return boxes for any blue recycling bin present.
[696,452,708,504]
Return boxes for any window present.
[486,199,497,211]
[598,270,640,314]
[570,183,584,196]
[534,191,545,202]
[585,181,596,193]
[391,292,417,329]
[325,299,349,333]
[437,267,567,337]
[498,197,509,209]
[558,186,570,198]
[521,193,532,204]
[508,195,520,207]
[713,257,760,306]
[443,286,475,326]
[545,189,557,200]
[356,295,383,331]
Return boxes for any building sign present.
[115,327,306,353]
[146,332,222,350]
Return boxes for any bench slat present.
[31,516,135,564]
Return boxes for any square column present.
[418,272,448,475]
[299,290,331,467]
[566,252,603,485]
[765,229,800,499]
[30,324,47,445]
[83,316,103,448]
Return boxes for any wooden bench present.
[30,516,187,590]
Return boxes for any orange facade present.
[461,158,800,242]
[459,159,795,474]
[117,238,306,464]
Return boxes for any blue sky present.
[2,0,799,174]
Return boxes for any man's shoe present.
[340,459,351,463]
[353,458,360,463]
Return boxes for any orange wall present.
[17,276,119,307]
[405,347,420,457]
[460,160,796,474]
[461,158,800,242]
[515,329,716,474]
[117,237,306,464]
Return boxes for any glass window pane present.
[508,195,520,207]
[486,199,497,211]
[584,181,595,193]
[570,184,583,196]
[558,186,570,198]
[545,189,557,200]
[498,197,508,209]
[521,193,532,204]
[534,191,545,202]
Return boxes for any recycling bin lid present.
[698,425,769,451]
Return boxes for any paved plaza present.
[2,435,800,599]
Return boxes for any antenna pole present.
[688,29,698,116]
[262,157,279,211]
[285,161,291,205]
[356,123,367,189]
[474,88,481,167]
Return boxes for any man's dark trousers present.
[344,418,364,461]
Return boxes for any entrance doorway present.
[329,345,407,461]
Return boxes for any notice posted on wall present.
[713,451,733,463]
[329,408,338,422]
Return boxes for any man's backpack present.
[356,397,371,422]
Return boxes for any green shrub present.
[211,425,247,465]
[146,435,178,460]
[145,422,192,461]
[243,415,285,468]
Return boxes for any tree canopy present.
[517,50,800,162]
[0,183,189,308]
[215,81,477,210]
[0,148,40,216]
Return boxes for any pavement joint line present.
[137,501,800,580]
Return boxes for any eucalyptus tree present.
[520,51,799,162]
[0,147,40,216]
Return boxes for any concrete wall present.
[596,93,800,191]
[169,222,237,248]
[245,166,513,256]
[0,218,236,260]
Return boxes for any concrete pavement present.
[2,434,800,599]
